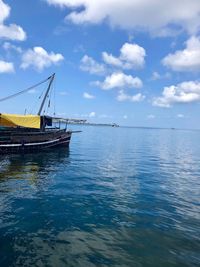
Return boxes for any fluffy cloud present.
[89,111,96,117]
[98,72,143,90]
[59,91,68,96]
[3,42,22,53]
[151,71,171,80]
[147,114,155,119]
[27,89,37,94]
[151,71,161,80]
[45,0,200,35]
[79,111,96,118]
[80,55,105,75]
[117,90,145,102]
[83,92,95,99]
[102,52,122,68]
[20,47,64,71]
[153,81,200,107]
[0,60,14,73]
[102,42,146,69]
[0,0,26,41]
[163,36,200,72]
[177,114,184,118]
[80,42,145,77]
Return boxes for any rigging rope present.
[29,83,48,115]
[0,75,52,103]
[53,75,56,116]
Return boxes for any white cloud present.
[20,47,64,71]
[59,91,68,96]
[0,24,26,41]
[45,0,200,35]
[97,72,143,90]
[73,44,85,53]
[0,0,26,41]
[120,43,146,68]
[89,111,96,117]
[102,42,146,69]
[80,42,145,78]
[123,115,128,119]
[151,71,161,80]
[79,112,96,118]
[28,89,37,94]
[102,52,122,68]
[83,92,95,99]
[0,60,14,73]
[80,55,105,75]
[151,71,171,80]
[89,80,101,87]
[177,114,184,118]
[153,81,200,108]
[117,90,145,102]
[3,42,22,53]
[147,114,155,119]
[162,36,200,72]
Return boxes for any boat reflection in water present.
[0,148,70,187]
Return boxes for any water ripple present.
[0,127,200,266]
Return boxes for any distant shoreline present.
[67,123,200,131]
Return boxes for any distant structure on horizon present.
[53,118,119,127]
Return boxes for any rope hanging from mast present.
[37,73,55,115]
[0,75,53,103]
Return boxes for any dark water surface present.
[0,126,199,267]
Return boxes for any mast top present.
[37,73,55,116]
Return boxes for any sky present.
[0,0,200,128]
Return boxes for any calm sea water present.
[0,126,199,267]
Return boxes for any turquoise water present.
[0,126,199,267]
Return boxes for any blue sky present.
[0,0,200,128]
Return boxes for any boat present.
[111,123,119,127]
[0,73,73,154]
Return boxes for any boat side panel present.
[0,132,72,154]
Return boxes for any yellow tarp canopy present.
[0,113,40,129]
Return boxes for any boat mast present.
[37,73,55,115]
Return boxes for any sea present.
[0,126,199,267]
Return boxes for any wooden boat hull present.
[0,129,72,154]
